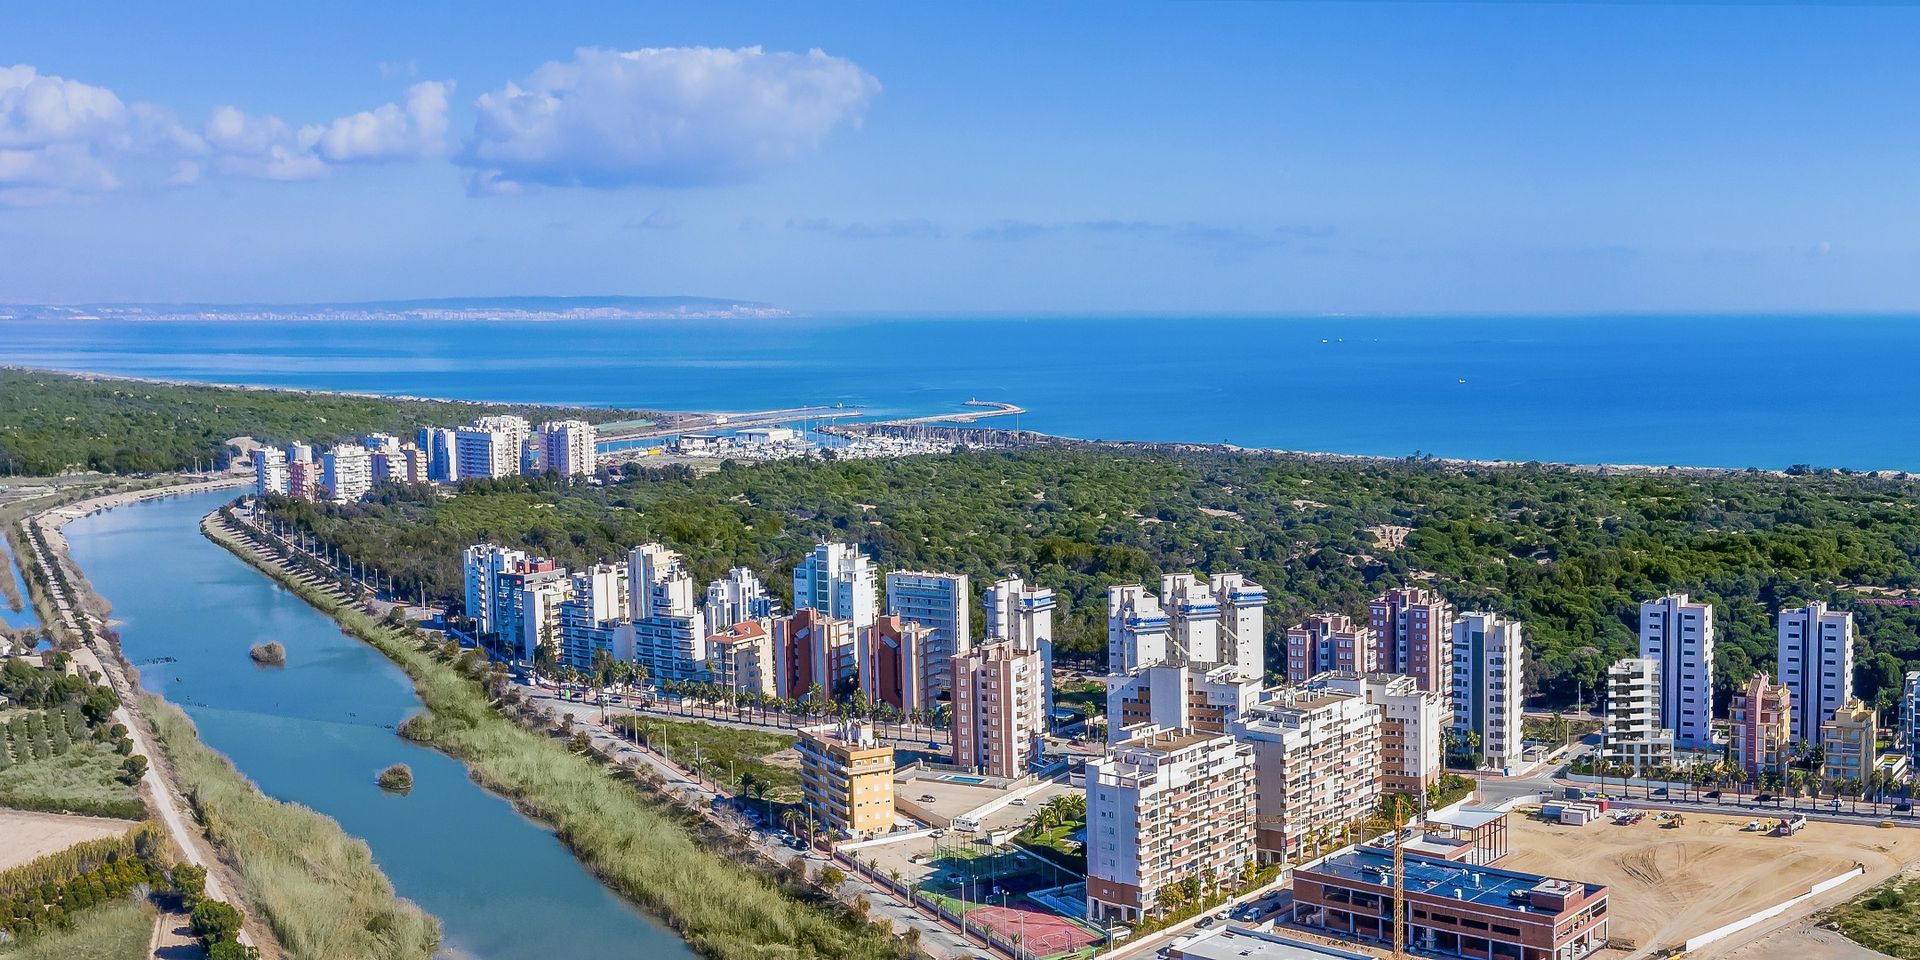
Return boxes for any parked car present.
[1011,798,1027,806]
[1895,801,1913,812]
[1197,917,1218,929]
[1704,790,1721,800]
[919,794,937,803]
[926,740,941,749]
[1825,800,1844,810]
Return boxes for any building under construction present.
[1290,846,1609,960]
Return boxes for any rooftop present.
[1172,929,1370,960]
[1303,847,1599,913]
[1427,807,1507,831]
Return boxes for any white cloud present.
[0,62,450,203]
[458,46,878,193]
[310,81,451,163]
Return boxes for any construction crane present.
[1390,795,1408,960]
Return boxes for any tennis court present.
[965,901,1102,958]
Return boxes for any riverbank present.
[203,508,908,960]
[11,474,437,959]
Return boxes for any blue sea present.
[4,313,1918,470]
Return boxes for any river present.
[63,489,697,960]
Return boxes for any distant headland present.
[0,295,790,323]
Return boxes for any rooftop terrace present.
[1304,847,1600,914]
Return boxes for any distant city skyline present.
[5,2,1918,315]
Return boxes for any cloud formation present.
[459,46,879,194]
[0,65,452,203]
[787,217,943,240]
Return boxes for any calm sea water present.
[65,490,696,960]
[5,314,1919,469]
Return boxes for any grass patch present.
[0,742,144,819]
[207,514,906,960]
[609,715,800,800]
[145,697,440,960]
[1826,874,1920,960]
[0,898,154,960]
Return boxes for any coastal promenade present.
[13,475,260,956]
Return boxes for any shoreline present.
[14,364,1902,479]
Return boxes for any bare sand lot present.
[1504,811,1920,956]
[0,808,140,871]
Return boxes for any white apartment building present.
[885,571,971,705]
[1313,672,1445,796]
[254,447,289,497]
[1451,611,1525,771]
[1233,687,1382,862]
[463,543,527,636]
[704,567,777,635]
[951,638,1047,778]
[1777,601,1854,747]
[1086,728,1255,924]
[1602,657,1674,776]
[455,426,522,479]
[1210,572,1268,680]
[320,443,372,503]
[620,543,707,681]
[558,563,628,671]
[1108,585,1172,673]
[1107,662,1264,742]
[1904,671,1920,751]
[533,419,597,477]
[793,542,878,631]
[985,577,1057,720]
[1160,573,1223,666]
[417,427,460,481]
[471,414,531,462]
[1640,593,1716,751]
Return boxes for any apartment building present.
[775,607,857,700]
[1161,573,1224,666]
[620,543,706,681]
[1729,672,1792,779]
[794,542,878,630]
[463,543,569,663]
[857,615,936,714]
[1285,613,1376,682]
[1086,728,1256,924]
[1210,572,1268,680]
[455,425,522,479]
[985,577,1057,720]
[1233,687,1382,862]
[532,419,597,477]
[1107,662,1263,742]
[951,638,1047,778]
[1601,658,1673,776]
[1108,585,1172,673]
[1639,593,1716,751]
[798,721,895,840]
[706,620,776,698]
[704,567,777,635]
[1904,672,1920,751]
[320,443,372,503]
[1314,672,1445,796]
[254,447,289,497]
[1451,611,1525,771]
[885,571,971,705]
[557,563,628,671]
[1371,586,1455,694]
[286,458,317,500]
[1777,601,1854,747]
[417,426,459,481]
[1821,700,1877,786]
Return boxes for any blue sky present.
[4,1,1918,314]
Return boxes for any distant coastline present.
[0,295,790,324]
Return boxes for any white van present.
[953,816,980,831]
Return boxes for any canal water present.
[64,489,696,960]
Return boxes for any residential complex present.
[798,721,895,839]
[259,411,596,505]
[1291,848,1610,960]
[557,563,627,671]
[951,638,1047,777]
[1777,601,1854,747]
[1107,662,1263,741]
[1821,700,1877,786]
[794,542,878,631]
[1314,672,1445,796]
[1108,585,1172,673]
[884,571,971,706]
[1638,593,1716,751]
[706,620,776,697]
[1234,686,1382,862]
[856,615,937,713]
[704,567,777,635]
[254,446,289,496]
[319,443,371,503]
[532,419,597,477]
[1370,586,1454,694]
[1086,727,1255,924]
[1729,672,1792,779]
[621,543,707,681]
[984,577,1057,719]
[1601,657,1673,776]
[1905,671,1920,751]
[1284,613,1375,682]
[1450,611,1525,770]
[775,607,857,699]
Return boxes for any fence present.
[1680,866,1866,953]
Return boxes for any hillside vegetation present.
[0,368,657,475]
[268,449,1920,712]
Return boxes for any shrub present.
[248,642,287,666]
[376,764,413,793]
